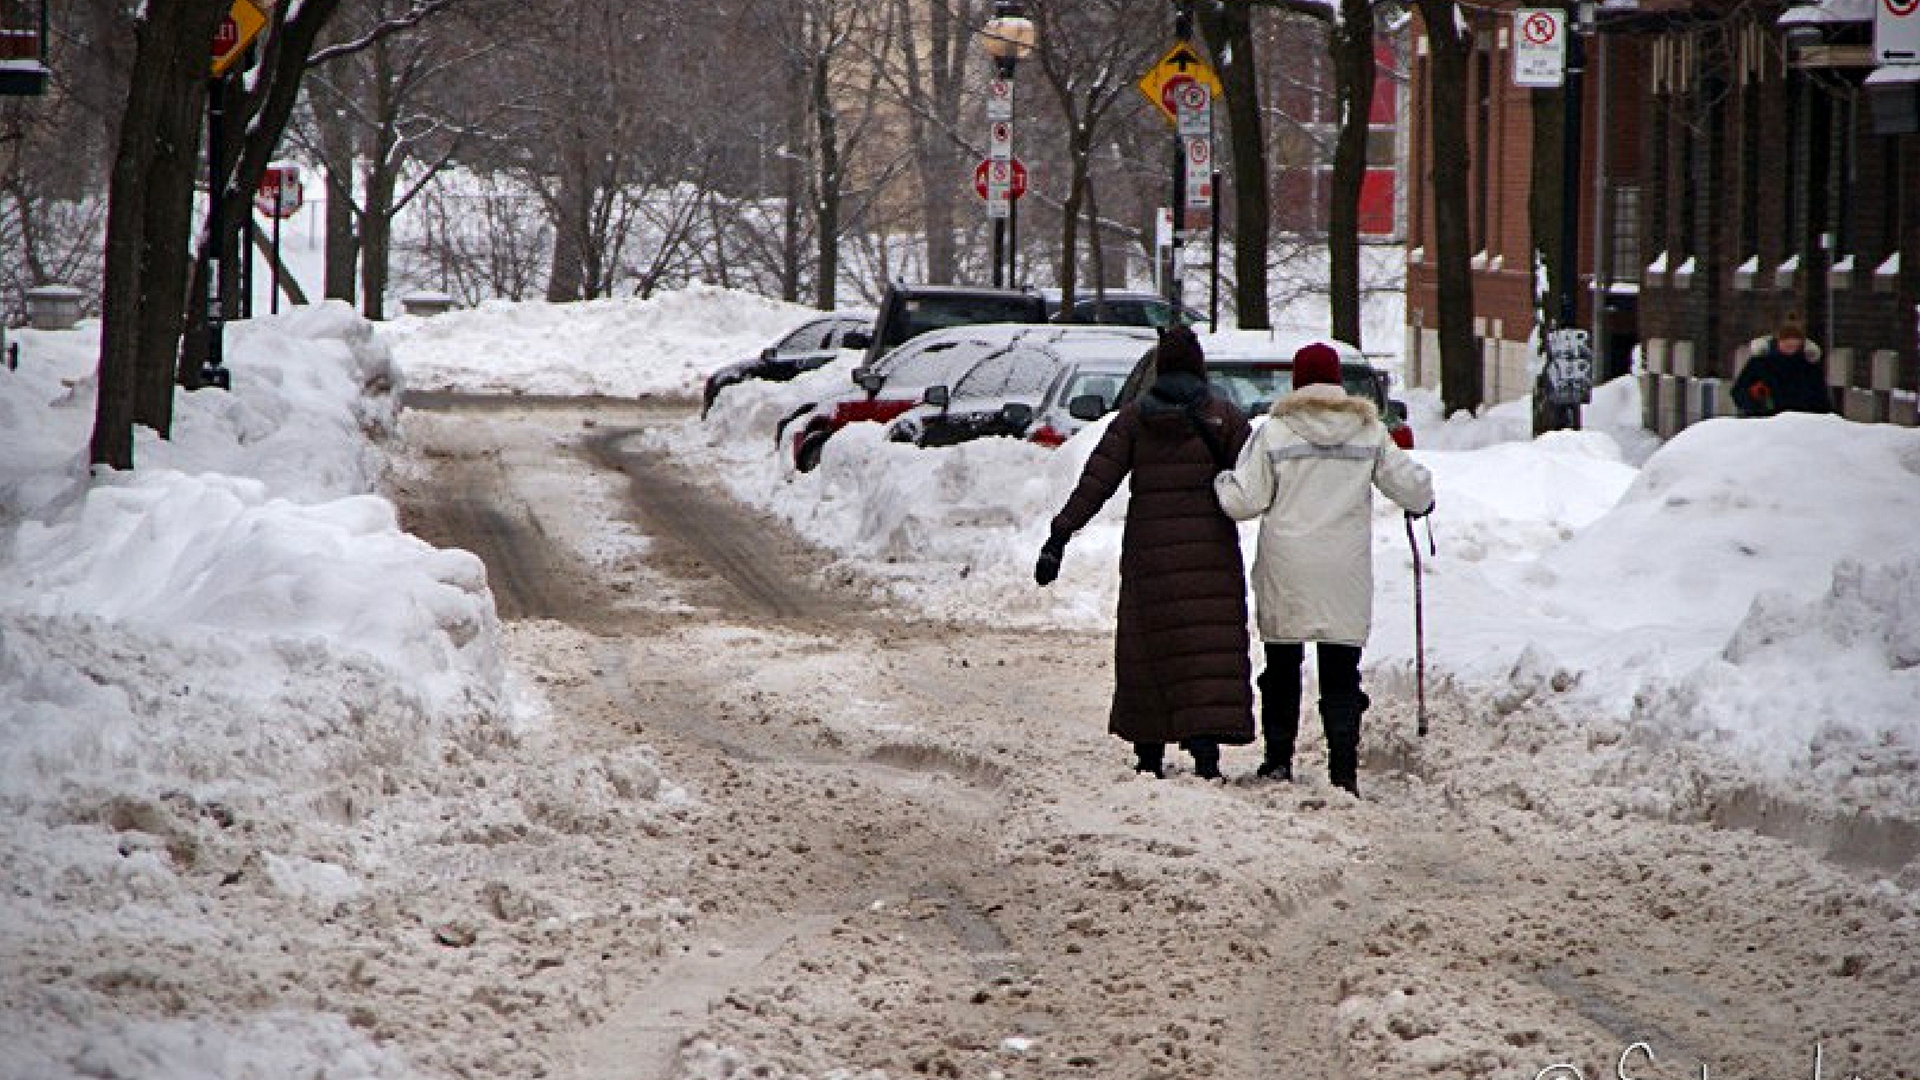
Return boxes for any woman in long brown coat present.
[1035,326,1254,778]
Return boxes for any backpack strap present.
[1183,401,1233,471]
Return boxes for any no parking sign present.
[1513,9,1567,88]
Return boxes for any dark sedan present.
[702,313,873,418]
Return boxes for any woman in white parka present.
[1213,343,1434,794]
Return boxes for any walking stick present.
[1405,512,1430,736]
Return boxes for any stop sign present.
[973,157,1028,200]
[255,165,303,218]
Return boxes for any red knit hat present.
[1292,342,1342,389]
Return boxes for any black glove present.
[1034,533,1067,587]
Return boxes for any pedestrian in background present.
[1035,326,1254,780]
[1732,315,1832,417]
[1213,343,1433,795]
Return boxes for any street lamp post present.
[980,2,1036,288]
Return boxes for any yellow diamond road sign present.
[212,0,269,77]
[1137,41,1224,126]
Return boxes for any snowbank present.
[381,284,832,398]
[0,304,513,1075]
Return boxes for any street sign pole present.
[1009,187,1019,285]
[1210,169,1222,331]
[1551,10,1587,430]
[203,74,229,389]
[271,182,282,315]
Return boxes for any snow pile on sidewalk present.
[0,304,512,1077]
[381,284,828,398]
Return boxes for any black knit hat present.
[1156,325,1206,377]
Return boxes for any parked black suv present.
[856,283,1049,368]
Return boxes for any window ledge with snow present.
[1873,251,1901,294]
[1775,253,1801,291]
[1830,254,1855,290]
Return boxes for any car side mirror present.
[1068,394,1108,421]
[1000,402,1034,429]
[1387,399,1409,424]
[760,346,777,360]
[922,384,950,408]
[842,330,872,351]
[856,371,886,396]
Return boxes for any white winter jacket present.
[1213,385,1433,646]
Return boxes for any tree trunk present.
[93,0,226,468]
[1416,0,1482,415]
[1056,126,1091,309]
[1200,3,1269,330]
[812,52,839,310]
[903,0,964,285]
[1328,0,1376,349]
[319,97,359,303]
[360,156,398,320]
[132,50,215,432]
[545,154,587,302]
[780,77,806,303]
[1085,159,1108,302]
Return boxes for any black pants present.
[1258,642,1367,787]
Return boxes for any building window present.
[1611,186,1642,285]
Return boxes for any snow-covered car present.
[884,326,1157,450]
[702,313,874,419]
[1025,354,1141,447]
[1115,331,1415,448]
[780,287,1052,471]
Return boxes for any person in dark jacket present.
[1732,317,1832,416]
[1034,326,1254,779]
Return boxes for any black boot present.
[1184,739,1222,781]
[1258,644,1304,781]
[1321,691,1369,795]
[1134,741,1166,779]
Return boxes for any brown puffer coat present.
[1050,373,1255,746]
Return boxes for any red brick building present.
[1268,24,1406,237]
[1404,0,1919,431]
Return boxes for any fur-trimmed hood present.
[1272,384,1379,445]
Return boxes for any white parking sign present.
[1513,9,1566,88]
[1877,0,1920,64]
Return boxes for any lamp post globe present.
[980,3,1037,76]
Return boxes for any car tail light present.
[832,398,916,425]
[1029,424,1067,448]
[1390,425,1414,450]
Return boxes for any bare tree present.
[1198,0,1273,329]
[297,0,492,319]
[883,0,979,285]
[1030,0,1162,309]
[1413,0,1480,413]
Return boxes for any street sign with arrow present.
[211,0,268,77]
[1137,41,1222,126]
